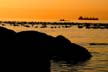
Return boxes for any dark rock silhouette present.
[50,35,92,63]
[0,26,92,72]
[0,27,50,72]
[0,27,16,71]
[0,27,16,56]
[14,31,52,72]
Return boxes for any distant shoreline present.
[0,20,108,23]
[0,20,108,29]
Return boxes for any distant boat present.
[59,19,69,21]
[78,16,99,20]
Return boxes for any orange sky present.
[0,0,108,21]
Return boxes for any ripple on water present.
[51,50,108,72]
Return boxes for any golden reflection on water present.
[3,24,108,43]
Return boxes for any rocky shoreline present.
[0,26,92,72]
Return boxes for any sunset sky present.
[0,0,108,21]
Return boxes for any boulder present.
[0,26,92,71]
[52,35,92,63]
[14,31,52,72]
[15,30,92,63]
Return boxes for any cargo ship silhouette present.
[79,16,99,20]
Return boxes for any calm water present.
[1,22,108,72]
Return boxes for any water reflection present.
[51,45,108,72]
[51,60,90,72]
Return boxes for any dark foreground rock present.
[0,27,92,72]
[51,35,92,63]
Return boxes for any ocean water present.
[1,22,108,72]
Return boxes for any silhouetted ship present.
[79,16,99,20]
[59,19,69,21]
